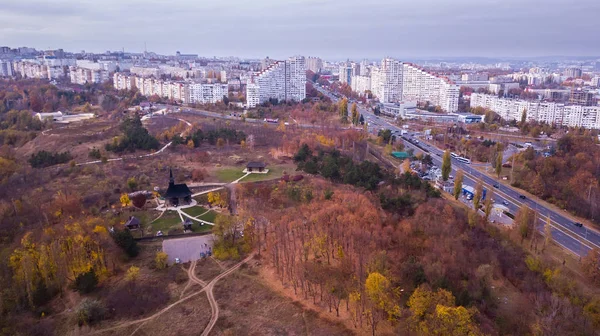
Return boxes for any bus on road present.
[456,157,471,164]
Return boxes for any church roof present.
[164,183,192,198]
[163,167,192,198]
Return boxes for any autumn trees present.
[105,114,159,153]
[512,134,600,222]
[453,170,464,200]
[338,97,348,123]
[408,285,482,336]
[441,150,452,181]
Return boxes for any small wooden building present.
[246,161,266,172]
[183,218,193,231]
[125,216,141,230]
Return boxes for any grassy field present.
[216,166,288,183]
[181,205,209,217]
[198,210,217,223]
[151,211,213,234]
[151,211,182,233]
[215,168,245,183]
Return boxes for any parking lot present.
[162,235,214,264]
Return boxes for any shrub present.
[155,251,168,270]
[125,266,140,282]
[127,177,138,191]
[74,269,98,294]
[131,193,147,208]
[28,150,73,168]
[88,148,101,159]
[76,298,105,326]
[111,229,139,257]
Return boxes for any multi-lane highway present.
[315,85,598,257]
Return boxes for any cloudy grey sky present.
[1,0,598,60]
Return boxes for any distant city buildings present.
[564,67,583,78]
[306,57,323,73]
[113,73,227,104]
[0,60,13,77]
[366,58,459,112]
[471,93,600,129]
[339,61,360,86]
[246,56,306,108]
[13,58,76,80]
[69,60,116,85]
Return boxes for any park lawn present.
[241,166,285,183]
[181,206,209,218]
[198,210,217,223]
[191,222,213,233]
[215,168,245,183]
[151,211,182,233]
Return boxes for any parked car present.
[573,222,583,228]
[175,258,181,264]
[156,230,163,237]
[519,195,526,199]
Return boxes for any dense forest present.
[513,134,600,222]
[230,176,599,335]
[204,143,599,334]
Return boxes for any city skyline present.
[1,0,599,59]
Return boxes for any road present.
[314,84,597,258]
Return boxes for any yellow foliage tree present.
[155,252,168,270]
[125,266,140,282]
[207,191,227,208]
[187,139,195,149]
[120,193,131,207]
[408,284,482,335]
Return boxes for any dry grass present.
[211,264,354,336]
[195,257,224,283]
[131,293,211,336]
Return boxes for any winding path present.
[76,116,192,167]
[89,254,252,335]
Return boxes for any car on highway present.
[573,222,583,228]
[493,184,499,188]
[502,200,510,206]
[518,195,526,199]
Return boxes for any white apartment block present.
[306,57,323,73]
[188,82,228,104]
[245,56,306,108]
[368,58,459,112]
[69,61,116,85]
[339,62,360,85]
[14,60,67,80]
[372,58,403,103]
[470,93,600,129]
[0,61,13,77]
[351,75,371,96]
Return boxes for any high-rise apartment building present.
[373,58,403,103]
[246,56,306,108]
[368,58,459,112]
[339,61,360,86]
[306,57,323,73]
[564,67,582,78]
[351,75,371,96]
[188,82,228,104]
[112,73,224,105]
[0,61,13,77]
[471,93,600,129]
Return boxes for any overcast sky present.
[1,0,598,60]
